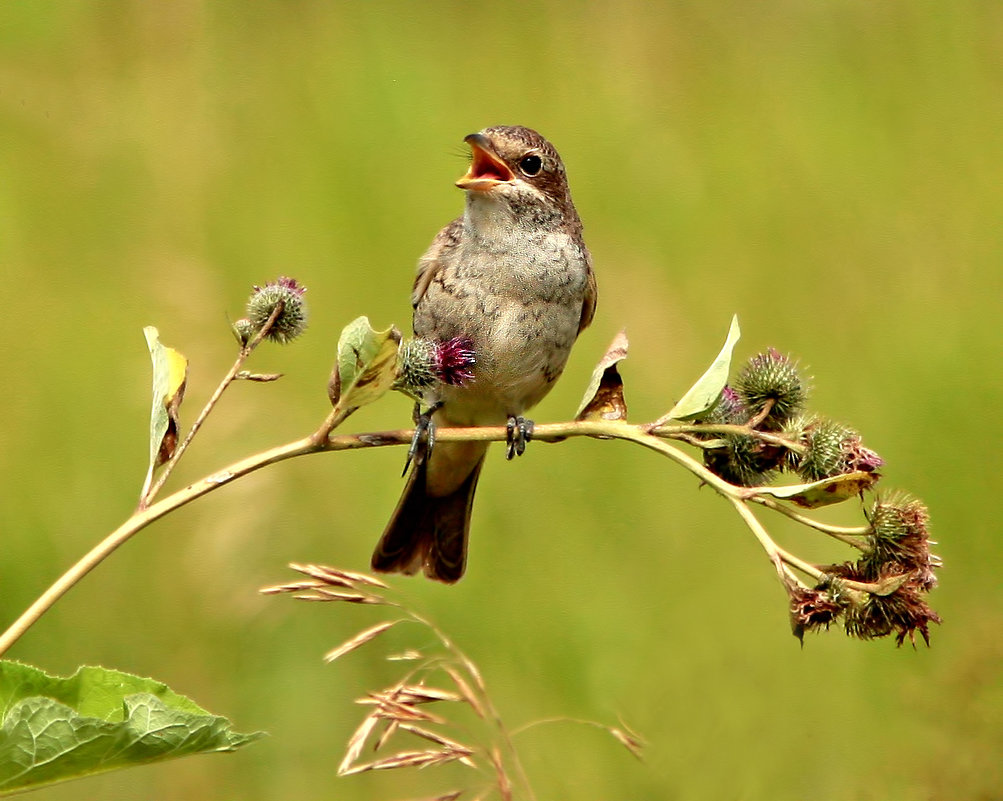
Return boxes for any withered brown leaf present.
[575,329,629,423]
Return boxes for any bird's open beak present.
[456,133,514,192]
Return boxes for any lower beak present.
[456,133,514,191]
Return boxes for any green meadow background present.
[2,2,1001,799]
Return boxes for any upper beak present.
[455,133,514,192]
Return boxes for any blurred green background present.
[2,1,1001,798]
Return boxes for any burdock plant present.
[0,301,938,797]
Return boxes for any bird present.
[371,125,596,582]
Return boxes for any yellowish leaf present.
[757,471,878,508]
[141,326,189,497]
[664,315,740,421]
[328,316,402,413]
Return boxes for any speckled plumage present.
[372,126,596,582]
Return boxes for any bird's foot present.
[506,415,534,460]
[402,402,442,476]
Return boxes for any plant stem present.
[608,421,749,498]
[727,495,796,581]
[650,422,806,454]
[138,301,284,509]
[403,609,537,801]
[0,421,635,658]
[726,496,896,596]
[311,403,356,445]
[0,433,316,659]
[0,417,873,658]
[752,496,871,547]
[746,397,776,429]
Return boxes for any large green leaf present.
[0,662,263,795]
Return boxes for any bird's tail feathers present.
[371,454,484,583]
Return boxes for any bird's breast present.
[413,230,590,423]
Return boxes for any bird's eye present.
[518,154,543,176]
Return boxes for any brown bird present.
[371,125,596,582]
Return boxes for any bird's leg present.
[505,415,535,460]
[402,401,443,476]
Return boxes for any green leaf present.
[0,662,263,796]
[327,316,402,413]
[575,330,629,422]
[664,315,740,421]
[756,471,879,508]
[141,326,189,497]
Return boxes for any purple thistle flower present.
[434,337,476,386]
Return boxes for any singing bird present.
[371,125,596,582]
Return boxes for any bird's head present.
[456,125,576,222]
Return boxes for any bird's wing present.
[412,217,463,309]
[578,254,597,334]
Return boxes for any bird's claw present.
[402,403,441,476]
[505,416,534,460]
